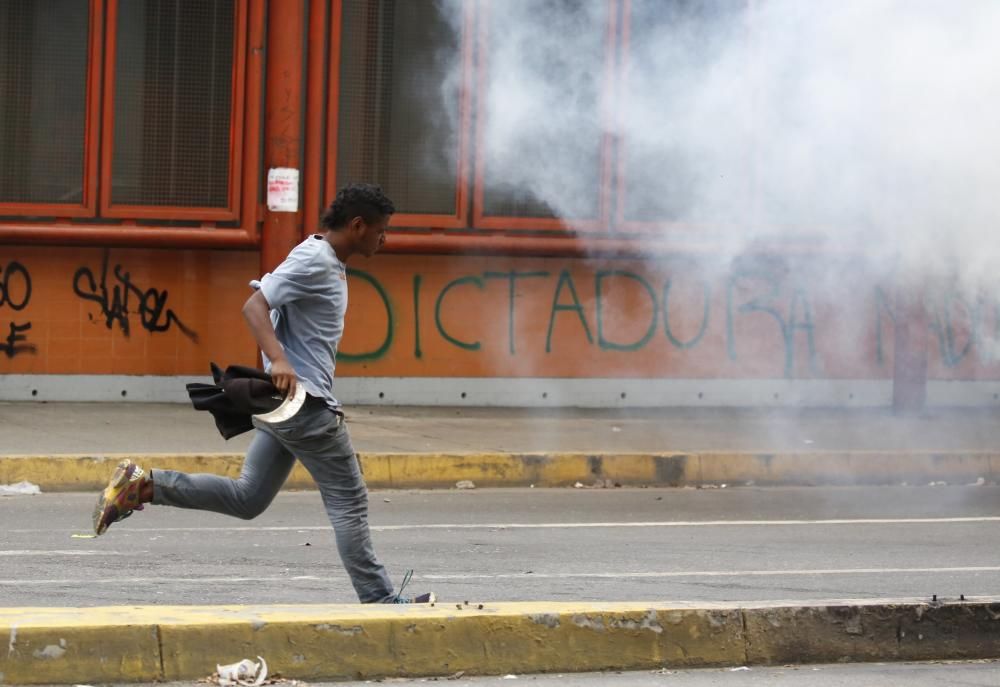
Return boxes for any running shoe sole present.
[92,459,141,535]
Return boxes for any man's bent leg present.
[153,430,295,520]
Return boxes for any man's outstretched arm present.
[242,290,297,396]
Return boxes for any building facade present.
[0,0,990,407]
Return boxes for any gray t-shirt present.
[250,235,347,409]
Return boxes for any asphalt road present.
[64,661,1000,686]
[3,486,1000,606]
[340,661,1000,686]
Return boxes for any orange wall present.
[1,247,997,381]
[0,247,258,375]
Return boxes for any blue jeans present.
[153,397,395,603]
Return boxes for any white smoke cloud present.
[476,0,609,220]
[435,0,1000,285]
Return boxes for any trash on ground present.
[573,482,584,488]
[201,675,301,686]
[502,676,518,680]
[591,479,621,489]
[214,656,268,686]
[456,480,476,489]
[0,481,41,496]
[71,533,97,539]
[729,666,751,672]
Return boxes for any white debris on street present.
[0,481,41,496]
[214,656,268,686]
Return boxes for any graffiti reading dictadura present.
[341,264,820,376]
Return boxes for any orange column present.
[261,0,307,273]
[303,0,330,237]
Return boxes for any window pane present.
[0,0,89,205]
[480,0,607,220]
[111,0,235,208]
[336,0,462,216]
[619,0,749,225]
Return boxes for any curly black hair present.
[320,183,396,230]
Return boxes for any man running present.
[92,183,432,605]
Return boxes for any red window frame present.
[0,0,103,219]
[472,0,617,233]
[0,0,263,248]
[99,0,249,222]
[323,0,474,231]
[614,0,753,236]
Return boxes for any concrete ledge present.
[745,601,1000,664]
[1,451,998,492]
[1,599,998,684]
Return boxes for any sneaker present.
[92,459,148,535]
[391,592,436,604]
[387,569,436,604]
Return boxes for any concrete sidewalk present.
[4,402,1000,455]
[3,402,1000,490]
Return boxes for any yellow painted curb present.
[0,451,997,492]
[2,599,998,684]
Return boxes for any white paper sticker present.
[266,168,300,212]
